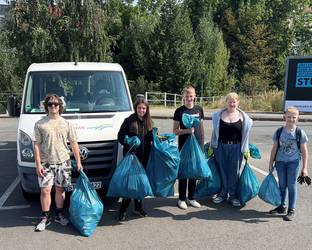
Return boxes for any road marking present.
[0,176,30,210]
[250,165,268,176]
[0,148,16,151]
[0,205,30,210]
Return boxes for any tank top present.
[218,119,242,143]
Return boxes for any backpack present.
[276,126,302,150]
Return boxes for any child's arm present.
[268,141,278,172]
[300,143,308,176]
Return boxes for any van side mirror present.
[7,95,21,117]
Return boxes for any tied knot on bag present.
[182,113,201,129]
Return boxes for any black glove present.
[297,175,304,184]
[305,176,311,186]
[297,175,312,186]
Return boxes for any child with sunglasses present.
[32,94,82,232]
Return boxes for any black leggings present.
[178,179,196,201]
[120,198,143,212]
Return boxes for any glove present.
[297,175,311,186]
[306,176,312,186]
[207,147,214,157]
[244,150,250,161]
[124,135,141,149]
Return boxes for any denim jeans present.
[214,143,243,200]
[275,160,300,210]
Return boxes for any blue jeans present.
[275,160,300,210]
[214,143,243,200]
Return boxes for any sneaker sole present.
[212,199,225,204]
[54,219,69,226]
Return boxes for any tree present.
[5,0,113,78]
[0,30,21,93]
[194,16,232,96]
[153,0,197,93]
[263,0,311,88]
[219,1,274,95]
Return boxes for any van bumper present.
[17,164,40,194]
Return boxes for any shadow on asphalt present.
[0,193,277,235]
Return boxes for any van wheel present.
[21,186,38,201]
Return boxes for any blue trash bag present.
[107,153,153,199]
[238,162,259,204]
[69,170,104,237]
[146,128,180,197]
[258,172,281,206]
[194,156,221,199]
[178,134,211,179]
[249,144,261,159]
[182,113,201,128]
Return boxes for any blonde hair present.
[286,106,299,116]
[182,85,196,96]
[225,92,239,102]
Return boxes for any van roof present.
[27,62,124,72]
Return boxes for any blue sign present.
[295,63,312,87]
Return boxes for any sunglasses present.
[48,102,59,107]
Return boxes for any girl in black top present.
[173,86,204,210]
[117,98,153,221]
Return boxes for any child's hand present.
[301,168,308,177]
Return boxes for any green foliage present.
[194,16,233,96]
[0,30,22,93]
[153,1,197,93]
[1,0,311,99]
[219,2,273,95]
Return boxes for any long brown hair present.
[133,98,153,131]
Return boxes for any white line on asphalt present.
[146,165,269,199]
[0,205,30,210]
[0,148,16,151]
[0,176,20,207]
[250,164,268,176]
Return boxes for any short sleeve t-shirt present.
[273,127,308,162]
[173,105,204,150]
[32,116,77,164]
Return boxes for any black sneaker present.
[117,211,127,221]
[269,206,287,215]
[35,216,51,232]
[133,209,147,217]
[55,214,69,226]
[283,209,295,221]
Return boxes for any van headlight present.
[19,130,32,146]
[19,130,34,162]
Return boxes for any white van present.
[16,62,133,199]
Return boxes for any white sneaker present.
[187,199,201,208]
[177,200,188,210]
[35,217,51,232]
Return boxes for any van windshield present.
[23,71,132,113]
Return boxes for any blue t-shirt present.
[273,127,308,162]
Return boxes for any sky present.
[0,0,8,5]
